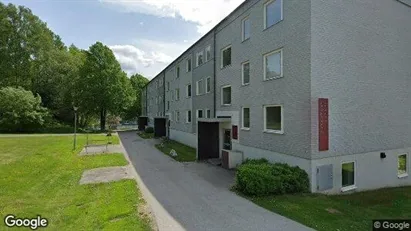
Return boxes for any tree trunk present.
[100,108,106,131]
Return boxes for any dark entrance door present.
[223,129,232,150]
[198,122,219,160]
[138,117,148,131]
[154,118,166,138]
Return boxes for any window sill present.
[241,38,250,43]
[398,173,408,179]
[241,83,250,87]
[341,185,357,192]
[263,129,284,134]
[221,104,231,107]
[263,19,283,32]
[221,64,232,70]
[241,127,250,131]
[263,75,284,81]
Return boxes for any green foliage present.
[77,42,134,130]
[235,159,309,196]
[0,87,49,132]
[242,158,269,165]
[122,74,149,121]
[145,127,154,133]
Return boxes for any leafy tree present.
[0,87,48,132]
[122,74,149,121]
[78,42,134,130]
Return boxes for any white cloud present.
[109,39,188,79]
[100,0,245,34]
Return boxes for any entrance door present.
[223,129,232,150]
[198,122,219,160]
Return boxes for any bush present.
[145,126,154,133]
[235,159,309,196]
[0,87,49,132]
[242,158,269,165]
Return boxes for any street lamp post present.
[73,106,78,150]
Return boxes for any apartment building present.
[141,0,411,194]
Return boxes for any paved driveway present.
[119,131,313,231]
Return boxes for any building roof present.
[143,0,251,88]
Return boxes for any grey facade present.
[145,73,165,127]
[141,0,411,194]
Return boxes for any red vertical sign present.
[232,125,238,140]
[318,98,329,151]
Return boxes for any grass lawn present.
[155,140,196,162]
[0,134,152,231]
[247,186,411,231]
[137,131,154,139]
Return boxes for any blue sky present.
[3,0,244,79]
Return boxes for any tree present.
[122,74,149,121]
[0,87,48,132]
[78,42,134,130]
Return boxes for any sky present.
[3,0,245,79]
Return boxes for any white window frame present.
[242,61,250,86]
[205,45,211,62]
[176,65,180,78]
[263,48,283,81]
[242,16,250,41]
[398,153,408,178]
[205,109,211,118]
[186,110,192,123]
[196,109,203,119]
[186,84,192,98]
[196,51,204,67]
[221,45,232,69]
[264,0,284,29]
[175,88,180,101]
[186,58,192,72]
[263,105,284,134]
[175,110,180,122]
[196,79,204,96]
[221,85,232,106]
[206,77,211,93]
[242,107,250,130]
[341,161,357,192]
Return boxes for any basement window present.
[398,154,408,178]
[341,161,356,191]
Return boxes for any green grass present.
[155,140,196,162]
[246,187,411,231]
[0,135,152,230]
[137,131,154,139]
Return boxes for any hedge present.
[235,159,309,196]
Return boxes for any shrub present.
[0,87,49,132]
[235,159,309,196]
[145,126,154,133]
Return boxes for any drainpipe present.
[213,29,217,118]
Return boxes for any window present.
[175,111,180,122]
[167,82,170,91]
[155,97,158,105]
[221,46,232,68]
[197,109,203,118]
[167,101,170,111]
[264,0,283,29]
[398,154,408,177]
[175,88,180,101]
[206,109,211,118]
[196,51,204,66]
[242,107,250,129]
[186,110,192,123]
[159,96,162,103]
[206,77,211,93]
[342,161,355,190]
[205,45,211,62]
[186,84,192,98]
[264,49,283,80]
[196,79,204,95]
[176,66,180,78]
[264,105,283,133]
[187,58,192,72]
[171,90,174,101]
[242,61,250,85]
[159,79,163,87]
[221,85,231,106]
[242,17,250,41]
